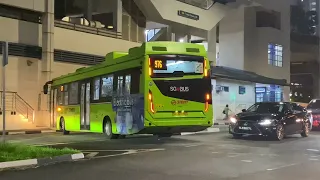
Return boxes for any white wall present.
[0,17,42,45]
[54,27,141,56]
[212,79,255,122]
[219,7,245,69]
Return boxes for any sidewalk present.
[1,128,56,135]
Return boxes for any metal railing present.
[54,20,122,39]
[176,0,215,9]
[0,91,35,123]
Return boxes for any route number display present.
[153,59,167,70]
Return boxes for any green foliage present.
[0,143,80,162]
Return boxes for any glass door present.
[80,81,91,130]
[50,89,58,128]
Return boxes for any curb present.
[1,129,56,135]
[0,153,84,170]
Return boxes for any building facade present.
[0,0,290,129]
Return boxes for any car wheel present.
[232,134,242,139]
[60,118,70,135]
[301,123,309,137]
[274,124,285,141]
[103,120,119,139]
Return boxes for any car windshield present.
[307,100,320,109]
[246,103,284,113]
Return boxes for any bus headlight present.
[259,119,273,126]
[230,117,237,123]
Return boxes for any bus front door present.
[80,81,90,130]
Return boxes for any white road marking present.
[211,152,220,154]
[91,148,165,159]
[83,152,99,158]
[266,163,297,171]
[309,158,319,161]
[228,153,244,158]
[185,144,200,148]
[310,155,320,158]
[33,142,69,146]
[306,149,319,152]
[241,160,252,163]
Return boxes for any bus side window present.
[69,82,79,104]
[64,85,69,105]
[125,74,131,95]
[130,70,140,94]
[57,86,63,105]
[117,76,124,95]
[93,77,100,100]
[101,75,113,101]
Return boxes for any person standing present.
[223,104,231,120]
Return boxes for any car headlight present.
[259,119,273,126]
[230,117,237,123]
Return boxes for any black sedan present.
[229,102,310,140]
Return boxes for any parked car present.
[306,99,320,130]
[229,102,310,140]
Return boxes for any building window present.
[0,4,42,23]
[256,10,281,30]
[268,43,283,67]
[222,86,229,92]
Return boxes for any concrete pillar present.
[39,0,55,127]
[166,27,174,41]
[207,26,216,66]
[85,0,93,21]
[112,0,122,33]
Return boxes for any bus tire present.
[60,117,70,135]
[103,118,118,139]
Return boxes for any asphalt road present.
[1,132,320,180]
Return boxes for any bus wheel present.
[103,119,118,139]
[60,118,70,135]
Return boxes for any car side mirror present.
[242,109,246,112]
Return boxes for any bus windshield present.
[150,55,204,77]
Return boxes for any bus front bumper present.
[138,125,210,134]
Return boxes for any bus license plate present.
[238,126,252,130]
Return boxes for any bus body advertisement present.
[43,42,213,138]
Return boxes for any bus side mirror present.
[242,109,246,112]
[43,84,48,94]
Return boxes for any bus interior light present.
[57,107,62,112]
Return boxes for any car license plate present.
[238,126,252,130]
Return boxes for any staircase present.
[0,91,35,123]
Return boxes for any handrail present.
[176,0,215,9]
[0,91,35,123]
[15,93,34,111]
[54,20,122,39]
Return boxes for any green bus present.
[43,41,213,138]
